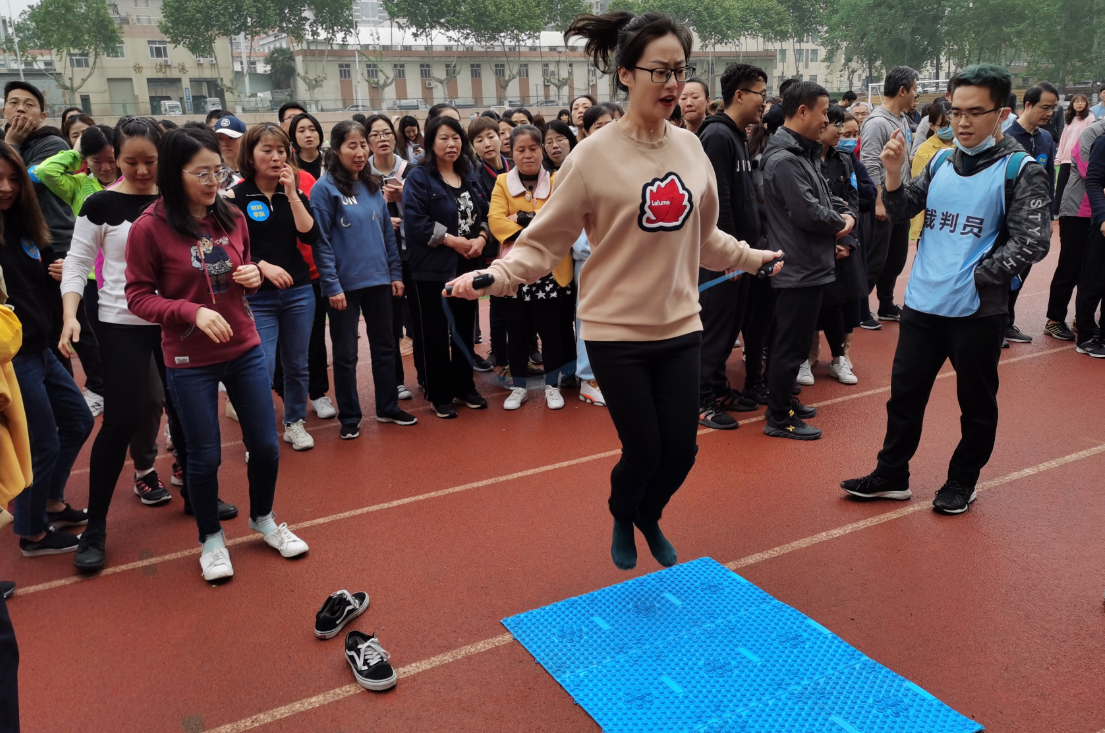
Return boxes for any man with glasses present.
[1001,82,1059,345]
[278,102,307,133]
[694,63,770,430]
[841,64,1051,515]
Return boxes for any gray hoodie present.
[860,105,914,187]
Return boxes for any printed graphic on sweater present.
[637,173,694,232]
[456,191,476,237]
[190,234,233,295]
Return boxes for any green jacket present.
[36,149,104,280]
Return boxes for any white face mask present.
[954,112,1004,156]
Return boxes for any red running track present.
[2,225,1105,733]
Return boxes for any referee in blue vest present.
[840,64,1052,515]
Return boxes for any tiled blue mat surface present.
[502,557,983,733]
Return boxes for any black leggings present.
[504,292,573,388]
[741,275,776,389]
[86,323,187,528]
[587,332,700,523]
[409,278,476,404]
[820,304,848,359]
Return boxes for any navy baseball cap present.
[214,115,246,138]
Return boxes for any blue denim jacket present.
[311,173,401,298]
[401,163,489,282]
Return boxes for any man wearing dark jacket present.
[760,81,853,440]
[695,63,768,430]
[841,64,1051,515]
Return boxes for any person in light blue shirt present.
[1090,87,1105,120]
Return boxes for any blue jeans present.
[165,346,280,541]
[248,284,315,424]
[11,349,94,537]
[327,284,400,426]
[574,260,593,381]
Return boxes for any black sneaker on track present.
[716,386,758,413]
[20,527,79,557]
[529,348,543,364]
[134,471,171,506]
[47,503,88,529]
[1044,321,1075,341]
[744,379,769,406]
[315,590,369,639]
[472,356,493,373]
[433,402,458,419]
[699,403,738,430]
[345,631,397,691]
[0,581,14,600]
[1004,325,1032,343]
[1075,339,1105,358]
[376,410,418,426]
[340,424,361,439]
[74,528,106,572]
[183,497,239,520]
[790,398,817,420]
[840,472,913,500]
[763,411,822,440]
[453,390,488,410]
[932,479,977,515]
[860,315,882,331]
[877,304,902,322]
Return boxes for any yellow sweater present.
[0,272,31,506]
[488,167,574,288]
[485,121,763,341]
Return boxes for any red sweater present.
[296,170,319,279]
[125,201,262,368]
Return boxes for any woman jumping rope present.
[446,10,782,570]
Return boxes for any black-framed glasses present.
[949,107,1000,122]
[368,131,395,141]
[737,88,768,101]
[634,65,696,84]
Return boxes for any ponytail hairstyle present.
[78,125,112,158]
[0,141,50,249]
[323,120,381,198]
[113,115,162,159]
[155,126,237,238]
[565,11,693,94]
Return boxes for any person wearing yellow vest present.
[909,101,954,242]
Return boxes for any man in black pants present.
[842,64,1051,514]
[760,81,853,440]
[695,63,769,430]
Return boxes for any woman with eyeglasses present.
[447,11,780,571]
[311,120,416,438]
[223,123,320,452]
[909,101,954,243]
[542,120,576,171]
[289,112,325,181]
[126,126,309,582]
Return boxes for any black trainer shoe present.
[315,589,369,639]
[74,528,106,572]
[453,390,488,410]
[791,384,802,396]
[433,402,458,419]
[345,631,397,691]
[877,304,902,321]
[763,411,822,440]
[1043,321,1075,341]
[840,472,913,500]
[744,378,769,405]
[376,410,418,425]
[529,348,543,364]
[1001,338,1010,349]
[1076,339,1105,358]
[1004,325,1032,343]
[472,355,493,373]
[47,503,88,529]
[790,398,817,420]
[0,581,14,600]
[20,527,79,557]
[183,497,239,520]
[932,479,977,514]
[134,471,171,506]
[699,403,739,430]
[340,424,361,439]
[716,386,757,413]
[860,314,882,331]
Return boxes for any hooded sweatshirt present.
[697,112,762,250]
[18,126,75,255]
[483,121,764,342]
[859,106,914,188]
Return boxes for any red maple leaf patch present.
[637,172,694,232]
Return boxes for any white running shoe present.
[545,385,565,410]
[796,360,814,386]
[83,390,104,417]
[311,396,337,419]
[164,423,174,452]
[225,398,239,422]
[283,420,315,451]
[579,379,606,406]
[250,521,309,558]
[828,356,858,385]
[200,546,234,581]
[504,387,529,411]
[397,384,412,400]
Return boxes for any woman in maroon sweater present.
[125,126,308,582]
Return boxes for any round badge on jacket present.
[247,201,270,221]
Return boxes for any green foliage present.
[13,0,121,95]
[266,46,296,89]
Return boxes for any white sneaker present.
[249,521,309,558]
[796,360,814,386]
[283,420,315,451]
[83,390,103,417]
[225,398,239,422]
[504,387,529,411]
[164,423,174,452]
[310,396,337,419]
[828,356,858,385]
[545,385,565,410]
[579,379,606,406]
[397,384,412,400]
[200,546,234,581]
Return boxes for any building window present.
[393,63,405,79]
[133,0,149,5]
[542,63,549,78]
[494,63,505,78]
[419,63,431,79]
[365,63,379,80]
[339,62,351,80]
[106,44,125,59]
[248,60,258,73]
[809,75,817,84]
[518,64,528,78]
[777,49,786,64]
[148,40,168,59]
[69,53,90,68]
[401,45,412,51]
[809,49,818,63]
[445,63,456,77]
[470,63,481,79]
[135,15,153,24]
[794,49,803,64]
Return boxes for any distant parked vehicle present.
[345,104,374,111]
[161,101,183,115]
[393,99,430,111]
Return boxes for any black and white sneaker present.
[340,424,361,439]
[472,356,493,373]
[699,403,738,430]
[19,527,79,557]
[453,390,488,410]
[376,410,418,426]
[859,314,882,331]
[1043,321,1075,341]
[1075,339,1105,358]
[47,502,88,528]
[0,581,14,600]
[932,479,977,515]
[345,631,397,691]
[840,472,913,500]
[876,304,901,322]
[315,590,369,640]
[1004,325,1032,343]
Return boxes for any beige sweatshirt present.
[484,121,763,341]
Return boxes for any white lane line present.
[198,444,1105,732]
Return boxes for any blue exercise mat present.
[502,557,983,733]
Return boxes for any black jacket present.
[402,163,489,282]
[0,217,57,353]
[883,135,1052,318]
[227,178,319,291]
[821,147,868,305]
[697,113,762,254]
[18,126,73,255]
[760,127,849,289]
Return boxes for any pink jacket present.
[1058,113,1096,164]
